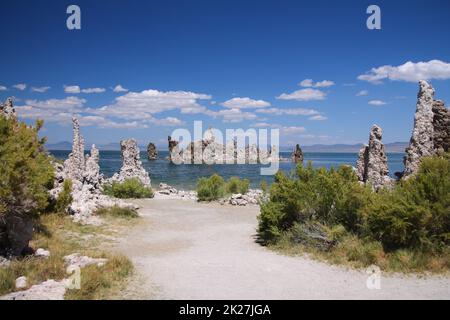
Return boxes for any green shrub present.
[103,178,154,199]
[362,155,450,250]
[260,180,268,193]
[197,174,225,201]
[225,177,250,195]
[0,115,54,256]
[258,163,367,243]
[55,179,73,213]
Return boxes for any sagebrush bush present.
[225,177,250,195]
[103,178,154,199]
[197,174,225,201]
[258,163,368,242]
[361,155,450,250]
[258,155,450,272]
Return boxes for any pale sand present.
[115,199,450,300]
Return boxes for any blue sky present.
[1,0,449,147]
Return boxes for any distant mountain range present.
[46,141,409,153]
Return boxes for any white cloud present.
[256,107,320,116]
[149,116,185,126]
[356,90,369,96]
[358,60,450,83]
[252,122,277,128]
[368,100,387,106]
[13,84,27,91]
[221,97,271,109]
[113,85,129,93]
[31,86,51,93]
[64,85,106,94]
[78,116,149,129]
[277,88,327,101]
[308,115,327,121]
[281,126,307,135]
[89,89,212,120]
[64,85,81,94]
[299,79,334,88]
[15,96,86,124]
[0,85,7,91]
[215,108,258,123]
[81,87,105,94]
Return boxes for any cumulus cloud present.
[358,60,450,84]
[308,115,327,121]
[256,107,320,116]
[281,126,307,135]
[13,84,27,91]
[81,87,105,94]
[149,116,184,126]
[89,89,212,120]
[15,96,87,124]
[78,116,149,129]
[214,108,258,123]
[277,88,327,101]
[299,79,335,88]
[113,84,129,93]
[0,85,7,91]
[31,86,51,93]
[221,97,271,109]
[64,85,106,94]
[64,85,81,94]
[356,90,369,96]
[368,100,387,106]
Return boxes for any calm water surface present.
[49,150,405,190]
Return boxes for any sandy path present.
[116,199,450,300]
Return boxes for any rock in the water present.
[15,276,27,289]
[356,125,391,190]
[0,97,16,119]
[292,144,304,163]
[404,80,436,178]
[147,142,158,160]
[432,100,450,154]
[0,280,66,300]
[110,139,151,186]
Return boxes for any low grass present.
[0,212,135,298]
[96,206,139,219]
[271,232,450,274]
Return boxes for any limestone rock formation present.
[147,142,158,160]
[403,80,436,178]
[356,125,391,190]
[50,118,137,224]
[0,98,16,119]
[432,100,450,154]
[292,144,304,163]
[63,117,86,182]
[110,139,151,186]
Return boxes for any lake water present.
[49,150,405,190]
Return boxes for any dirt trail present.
[115,199,450,300]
